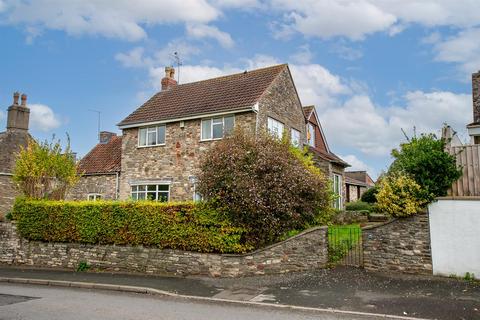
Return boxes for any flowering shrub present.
[197,129,331,247]
[376,174,427,217]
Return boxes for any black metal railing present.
[328,226,363,267]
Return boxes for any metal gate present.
[328,226,363,267]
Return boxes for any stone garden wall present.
[0,222,328,277]
[362,213,432,275]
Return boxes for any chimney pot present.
[21,94,27,107]
[13,92,20,105]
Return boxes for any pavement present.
[0,266,479,320]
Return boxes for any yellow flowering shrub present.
[376,174,427,217]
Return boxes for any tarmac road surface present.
[0,283,417,320]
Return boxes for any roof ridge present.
[171,63,287,88]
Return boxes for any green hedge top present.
[12,199,252,254]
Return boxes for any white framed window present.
[87,193,102,201]
[291,128,301,147]
[333,174,343,209]
[131,184,170,202]
[201,115,235,141]
[138,125,166,147]
[307,123,315,147]
[267,117,284,139]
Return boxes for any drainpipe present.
[115,172,120,200]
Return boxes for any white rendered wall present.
[428,199,480,277]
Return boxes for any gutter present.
[0,172,13,176]
[118,107,254,130]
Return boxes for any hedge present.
[12,199,252,254]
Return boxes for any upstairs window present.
[201,115,235,141]
[291,128,301,147]
[139,125,166,147]
[307,123,315,147]
[131,184,169,202]
[268,117,284,139]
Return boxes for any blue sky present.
[0,1,479,178]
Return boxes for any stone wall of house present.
[0,222,328,277]
[67,174,118,201]
[256,67,306,143]
[0,175,18,221]
[362,213,432,275]
[119,112,256,201]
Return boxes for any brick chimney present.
[161,66,177,91]
[7,92,30,132]
[99,131,117,144]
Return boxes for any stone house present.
[0,93,31,220]
[345,171,375,203]
[67,131,121,200]
[303,105,349,209]
[73,64,349,205]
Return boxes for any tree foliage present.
[376,174,427,217]
[197,129,331,247]
[360,186,379,204]
[388,133,462,202]
[13,136,79,200]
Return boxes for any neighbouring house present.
[67,131,122,201]
[344,171,375,203]
[303,105,349,209]
[72,64,349,205]
[0,92,31,220]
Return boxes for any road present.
[0,283,411,320]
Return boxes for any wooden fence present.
[447,144,480,196]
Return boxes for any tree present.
[388,133,462,202]
[13,136,79,200]
[197,129,331,247]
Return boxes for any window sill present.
[137,144,166,149]
[200,138,224,142]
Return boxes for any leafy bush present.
[376,174,427,217]
[13,136,78,200]
[360,186,379,203]
[389,133,462,202]
[345,201,373,212]
[12,198,251,253]
[197,129,331,247]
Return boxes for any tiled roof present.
[77,136,122,174]
[309,147,350,168]
[303,105,314,118]
[345,176,368,187]
[118,64,287,127]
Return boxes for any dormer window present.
[307,123,315,147]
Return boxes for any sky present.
[0,0,479,178]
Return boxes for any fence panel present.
[447,145,480,196]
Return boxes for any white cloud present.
[0,0,6,13]
[0,0,219,41]
[432,28,480,78]
[290,45,313,64]
[29,104,61,132]
[115,47,150,68]
[320,91,471,156]
[271,0,397,40]
[186,23,234,48]
[270,0,480,40]
[341,154,376,175]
